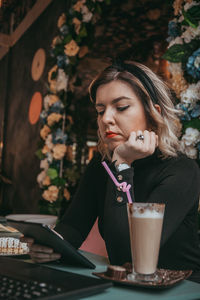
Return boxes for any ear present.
[154,104,161,114]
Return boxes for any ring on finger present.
[136,134,144,141]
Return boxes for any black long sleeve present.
[56,152,200,271]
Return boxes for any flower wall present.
[163,0,200,164]
[36,0,110,216]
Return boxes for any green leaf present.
[162,44,187,62]
[51,177,66,186]
[35,149,45,160]
[182,119,200,131]
[63,34,73,44]
[47,168,58,179]
[79,25,87,37]
[183,6,200,28]
[96,4,102,14]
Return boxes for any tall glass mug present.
[127,202,165,282]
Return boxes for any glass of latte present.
[127,202,165,282]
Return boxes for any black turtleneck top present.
[55,151,200,273]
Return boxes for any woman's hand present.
[112,130,158,165]
[20,237,61,263]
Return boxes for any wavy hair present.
[89,61,182,160]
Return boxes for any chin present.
[106,141,122,152]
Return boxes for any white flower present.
[45,134,54,150]
[182,127,200,146]
[44,94,59,110]
[47,152,53,164]
[81,5,93,22]
[40,159,49,171]
[168,37,183,48]
[180,82,200,107]
[181,25,200,43]
[56,69,69,92]
[37,171,46,187]
[182,143,198,159]
[194,55,200,69]
[184,1,198,11]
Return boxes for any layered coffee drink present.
[127,203,165,281]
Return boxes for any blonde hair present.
[89,61,182,160]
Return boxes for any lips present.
[106,131,119,138]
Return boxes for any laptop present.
[0,257,112,299]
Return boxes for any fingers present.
[22,241,61,263]
[31,244,54,253]
[29,250,61,263]
[132,130,158,155]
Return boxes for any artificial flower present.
[42,145,51,155]
[37,171,46,187]
[181,25,200,43]
[168,36,183,48]
[42,185,59,202]
[40,111,48,124]
[168,20,180,38]
[40,159,49,171]
[56,69,69,91]
[59,24,69,35]
[181,143,198,159]
[180,81,200,106]
[173,0,185,16]
[73,0,86,12]
[186,48,200,79]
[44,94,60,110]
[181,127,200,146]
[47,113,62,126]
[52,128,68,144]
[51,36,62,48]
[81,5,93,23]
[52,144,67,160]
[42,176,51,186]
[57,55,70,69]
[45,134,54,150]
[49,101,64,114]
[46,152,53,164]
[64,40,80,57]
[48,65,58,84]
[40,125,51,140]
[184,1,198,11]
[57,13,66,28]
[78,46,89,58]
[191,104,200,118]
[72,17,81,35]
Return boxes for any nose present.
[101,108,115,125]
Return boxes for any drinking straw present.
[102,161,133,203]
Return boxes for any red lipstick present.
[106,131,118,138]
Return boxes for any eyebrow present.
[95,96,131,107]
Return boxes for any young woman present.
[23,61,200,280]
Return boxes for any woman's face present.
[95,80,148,152]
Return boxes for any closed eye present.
[96,110,104,116]
[117,105,130,112]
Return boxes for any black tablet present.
[6,219,96,269]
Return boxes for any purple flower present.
[186,48,200,79]
[52,128,68,144]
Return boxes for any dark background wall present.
[0,0,69,214]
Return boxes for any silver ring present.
[136,134,144,141]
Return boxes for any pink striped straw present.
[102,161,133,203]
